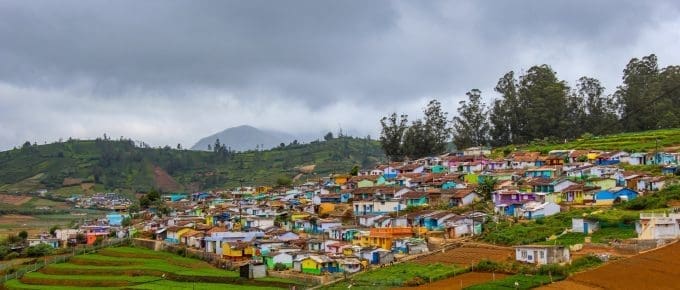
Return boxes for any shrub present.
[568,255,603,273]
[404,276,425,286]
[537,263,567,277]
[4,252,20,260]
[273,263,288,271]
[26,244,53,257]
[93,236,104,246]
[475,260,507,273]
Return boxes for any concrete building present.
[514,245,570,265]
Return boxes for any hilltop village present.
[16,146,680,287]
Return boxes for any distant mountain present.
[191,125,296,151]
[0,137,385,193]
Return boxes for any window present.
[540,251,544,259]
[521,250,527,258]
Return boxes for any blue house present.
[525,168,558,178]
[402,192,429,207]
[106,212,128,226]
[594,187,638,205]
[662,165,678,176]
[650,152,677,165]
[163,193,188,202]
[442,181,457,190]
[192,192,211,201]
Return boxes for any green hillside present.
[0,137,384,194]
[495,128,680,155]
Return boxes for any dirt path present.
[538,241,680,290]
[393,272,509,290]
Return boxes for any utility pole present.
[238,179,244,227]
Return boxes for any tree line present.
[380,54,680,161]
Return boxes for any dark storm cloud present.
[1,0,679,149]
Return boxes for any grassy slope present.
[5,246,295,290]
[494,128,680,155]
[480,208,645,246]
[0,137,384,193]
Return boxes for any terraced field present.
[495,128,680,153]
[3,247,297,290]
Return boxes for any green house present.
[430,165,447,173]
[357,179,374,188]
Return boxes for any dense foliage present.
[380,100,452,160]
[0,136,384,193]
[380,54,680,152]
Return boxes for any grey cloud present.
[1,0,680,149]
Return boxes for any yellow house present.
[291,212,311,221]
[205,215,214,226]
[586,152,599,161]
[333,174,350,185]
[222,243,255,260]
[166,227,192,244]
[342,247,355,256]
[561,184,587,204]
[318,203,335,216]
[256,186,272,194]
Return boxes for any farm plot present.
[3,246,298,290]
[393,272,509,290]
[413,245,514,267]
[539,241,680,290]
[0,194,32,206]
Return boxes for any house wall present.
[516,247,569,265]
[301,259,321,275]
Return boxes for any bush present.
[4,252,20,260]
[93,236,104,246]
[568,255,603,273]
[273,263,288,271]
[475,260,508,273]
[25,244,53,257]
[404,276,425,286]
[537,263,567,277]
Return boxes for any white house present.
[636,212,680,240]
[337,257,362,273]
[521,202,561,219]
[464,147,491,156]
[352,199,403,215]
[270,252,294,268]
[514,245,570,265]
[572,218,600,234]
[358,215,384,227]
[553,179,578,192]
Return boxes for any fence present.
[0,237,131,284]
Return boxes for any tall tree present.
[490,71,521,146]
[575,76,619,135]
[452,89,490,149]
[616,54,661,131]
[379,113,408,161]
[422,99,452,155]
[517,65,570,141]
[402,119,430,159]
[656,65,680,128]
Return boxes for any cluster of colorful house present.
[127,146,680,276]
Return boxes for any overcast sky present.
[1,0,680,150]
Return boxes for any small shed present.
[239,263,267,279]
[572,218,600,234]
